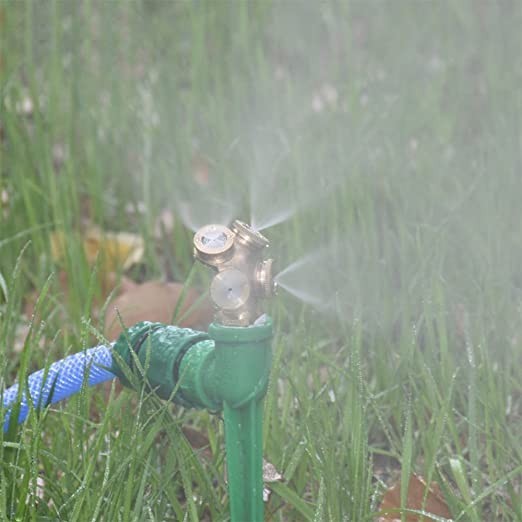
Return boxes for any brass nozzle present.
[231,220,269,251]
[193,224,235,267]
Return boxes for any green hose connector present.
[112,317,273,522]
[111,321,219,409]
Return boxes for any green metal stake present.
[224,401,264,520]
[112,317,273,522]
[210,319,272,522]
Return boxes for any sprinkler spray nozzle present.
[193,220,275,326]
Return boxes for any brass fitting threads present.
[254,259,274,297]
[231,220,269,252]
[193,224,235,267]
[193,220,275,326]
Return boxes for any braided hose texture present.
[2,344,115,432]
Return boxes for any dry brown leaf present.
[378,474,452,521]
[104,280,214,341]
[84,228,144,270]
[50,228,144,272]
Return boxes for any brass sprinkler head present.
[193,220,275,326]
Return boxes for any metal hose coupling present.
[193,220,275,326]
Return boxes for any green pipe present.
[223,401,264,520]
[210,319,272,521]
[111,317,273,522]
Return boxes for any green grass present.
[1,1,522,520]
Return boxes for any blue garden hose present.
[2,344,115,432]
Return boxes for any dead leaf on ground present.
[50,227,144,272]
[83,228,144,270]
[378,473,452,521]
[104,280,214,341]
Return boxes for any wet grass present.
[1,1,522,520]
